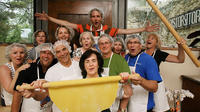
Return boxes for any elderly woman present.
[0,43,27,106]
[145,33,185,112]
[27,30,48,63]
[79,49,132,112]
[55,25,76,57]
[113,37,126,57]
[73,31,96,61]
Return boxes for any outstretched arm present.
[166,38,186,63]
[117,21,159,35]
[35,11,78,30]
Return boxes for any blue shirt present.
[125,52,162,110]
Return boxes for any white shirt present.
[45,60,82,112]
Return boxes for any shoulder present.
[140,53,155,62]
[156,49,168,54]
[141,52,153,58]
[47,63,60,71]
[113,53,124,59]
[0,64,10,73]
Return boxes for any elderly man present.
[124,35,162,112]
[30,40,82,112]
[35,8,159,39]
[12,43,58,112]
[98,34,132,112]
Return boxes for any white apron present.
[101,52,113,77]
[21,60,52,112]
[151,50,170,112]
[127,54,149,112]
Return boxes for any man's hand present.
[35,11,49,20]
[18,83,34,98]
[129,73,143,85]
[145,21,160,32]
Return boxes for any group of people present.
[0,8,186,112]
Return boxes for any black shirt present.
[153,49,169,70]
[14,58,57,90]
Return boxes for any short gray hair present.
[55,26,75,42]
[36,43,54,55]
[79,32,95,46]
[53,40,72,53]
[5,43,27,61]
[125,34,144,46]
[98,34,114,45]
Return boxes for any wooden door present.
[48,0,112,44]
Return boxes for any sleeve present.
[109,28,119,37]
[156,50,169,62]
[145,55,162,82]
[77,24,84,33]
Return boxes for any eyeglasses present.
[98,42,111,46]
[127,41,140,45]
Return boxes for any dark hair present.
[79,49,104,78]
[33,30,48,46]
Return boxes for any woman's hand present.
[122,84,133,98]
[16,64,30,73]
[177,37,186,45]
[35,11,49,21]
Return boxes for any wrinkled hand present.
[73,57,80,62]
[31,79,48,92]
[122,84,133,98]
[120,72,130,83]
[35,11,48,20]
[129,73,143,85]
[177,37,186,45]
[16,64,30,73]
[27,59,37,63]
[18,83,34,98]
[145,21,160,32]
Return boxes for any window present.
[0,0,33,44]
[127,0,200,48]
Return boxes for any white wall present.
[160,50,200,90]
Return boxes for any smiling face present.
[40,50,54,68]
[10,46,26,66]
[113,41,123,54]
[90,10,103,30]
[127,38,142,56]
[146,35,157,49]
[55,45,71,65]
[98,36,112,55]
[35,31,46,45]
[81,33,93,50]
[57,27,70,41]
[84,53,99,78]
